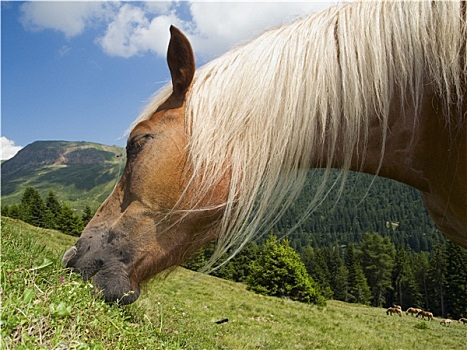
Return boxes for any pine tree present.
[183,242,215,272]
[360,233,395,307]
[44,191,62,229]
[247,235,325,305]
[6,204,22,219]
[346,243,371,304]
[412,252,430,310]
[215,242,259,282]
[58,204,84,236]
[1,205,10,217]
[184,241,259,282]
[426,242,447,317]
[81,205,95,226]
[392,247,422,309]
[332,264,349,301]
[301,246,333,299]
[326,246,347,300]
[444,241,467,318]
[20,187,46,227]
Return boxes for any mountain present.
[1,141,124,210]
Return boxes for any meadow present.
[1,217,466,349]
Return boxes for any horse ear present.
[167,26,195,101]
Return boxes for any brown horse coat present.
[416,310,434,320]
[386,307,402,317]
[406,307,422,316]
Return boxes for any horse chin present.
[92,268,141,305]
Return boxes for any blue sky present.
[1,1,336,160]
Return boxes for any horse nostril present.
[62,246,78,266]
[95,259,104,268]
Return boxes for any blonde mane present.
[135,1,466,269]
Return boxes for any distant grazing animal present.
[416,310,433,320]
[62,1,467,305]
[459,318,467,324]
[387,307,402,317]
[406,307,422,316]
[440,319,453,326]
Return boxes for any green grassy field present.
[1,217,466,349]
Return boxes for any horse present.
[416,311,434,321]
[440,319,453,326]
[459,318,467,324]
[62,1,467,305]
[406,307,422,316]
[386,307,402,317]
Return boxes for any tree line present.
[186,232,467,319]
[273,170,445,252]
[1,187,95,236]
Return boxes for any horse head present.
[62,27,226,304]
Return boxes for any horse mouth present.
[91,268,141,305]
[62,245,140,305]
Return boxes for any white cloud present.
[143,2,174,16]
[188,2,336,59]
[1,137,23,160]
[20,1,117,38]
[18,1,338,60]
[97,4,184,58]
[97,2,336,60]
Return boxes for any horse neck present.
[314,87,441,193]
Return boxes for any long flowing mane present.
[135,1,466,268]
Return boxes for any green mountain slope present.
[1,140,124,210]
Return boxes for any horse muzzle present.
[61,237,140,305]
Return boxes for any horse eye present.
[126,134,153,156]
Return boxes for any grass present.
[1,217,466,349]
[0,218,177,349]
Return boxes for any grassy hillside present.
[1,141,124,211]
[2,217,466,349]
